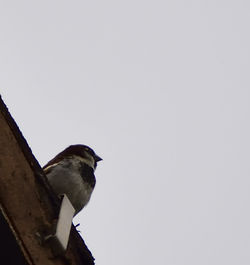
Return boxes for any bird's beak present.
[95,155,103,162]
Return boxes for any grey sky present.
[1,1,250,264]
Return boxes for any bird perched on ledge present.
[43,144,102,215]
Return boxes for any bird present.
[43,144,102,215]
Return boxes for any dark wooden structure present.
[0,96,95,265]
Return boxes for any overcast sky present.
[1,1,250,264]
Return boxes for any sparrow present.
[43,144,102,215]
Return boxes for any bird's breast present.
[45,158,96,214]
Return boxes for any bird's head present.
[62,144,102,168]
[43,144,102,170]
